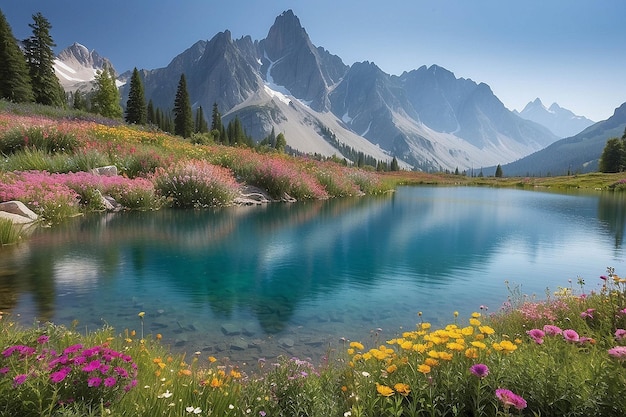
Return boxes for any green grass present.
[0,217,22,246]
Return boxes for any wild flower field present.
[1,268,626,416]
[0,106,389,227]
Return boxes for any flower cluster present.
[0,337,137,410]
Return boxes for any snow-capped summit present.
[516,98,594,138]
[53,43,116,91]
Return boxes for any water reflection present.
[0,187,624,364]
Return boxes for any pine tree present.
[92,65,122,118]
[125,67,146,124]
[72,89,86,111]
[390,156,399,171]
[173,74,193,138]
[495,164,503,178]
[195,106,208,133]
[275,132,287,153]
[0,10,34,102]
[23,12,64,106]
[211,102,222,132]
[146,100,155,125]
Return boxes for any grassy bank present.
[1,268,626,416]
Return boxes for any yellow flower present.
[446,342,464,351]
[347,348,355,355]
[230,369,242,379]
[156,333,162,340]
[469,318,481,326]
[465,348,478,359]
[376,383,395,397]
[130,330,136,337]
[421,322,431,330]
[461,326,474,336]
[394,383,411,396]
[479,325,495,335]
[439,352,453,361]
[386,364,398,374]
[178,369,192,377]
[493,340,517,353]
[471,312,481,318]
[424,358,439,367]
[400,340,413,350]
[514,338,523,344]
[417,364,431,374]
[208,356,217,363]
[474,333,485,341]
[138,311,145,318]
[428,350,440,358]
[471,341,487,349]
[454,311,459,317]
[210,377,223,388]
[350,341,364,350]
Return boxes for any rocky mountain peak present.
[263,10,307,60]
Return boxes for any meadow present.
[2,102,626,415]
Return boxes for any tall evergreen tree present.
[125,67,146,124]
[23,12,64,106]
[495,164,503,178]
[72,89,86,111]
[195,106,208,133]
[0,10,34,102]
[173,74,193,138]
[211,102,222,131]
[92,64,122,118]
[146,99,155,125]
[275,132,287,153]
[390,156,399,172]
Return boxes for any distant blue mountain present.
[514,98,594,138]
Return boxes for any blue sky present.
[3,0,625,121]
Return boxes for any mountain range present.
[52,10,623,174]
[514,98,594,138]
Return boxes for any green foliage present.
[125,68,147,125]
[0,10,34,103]
[23,13,64,107]
[0,217,22,245]
[495,164,503,178]
[173,74,193,138]
[599,137,625,173]
[194,105,208,133]
[91,65,122,119]
[0,125,79,155]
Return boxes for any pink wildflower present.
[495,388,527,410]
[13,374,28,387]
[608,346,626,360]
[615,329,626,340]
[562,329,580,342]
[87,377,102,387]
[526,328,545,344]
[580,308,595,319]
[543,324,562,336]
[36,335,50,344]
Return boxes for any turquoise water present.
[1,186,625,366]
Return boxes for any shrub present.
[152,160,240,208]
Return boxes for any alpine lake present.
[1,186,625,371]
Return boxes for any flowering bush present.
[152,160,240,208]
[0,125,79,155]
[0,336,137,415]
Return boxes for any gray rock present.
[90,165,118,177]
[230,338,248,351]
[278,337,295,348]
[0,201,38,222]
[221,323,241,336]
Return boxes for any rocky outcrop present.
[0,201,38,224]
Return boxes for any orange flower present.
[417,364,431,374]
[210,377,223,388]
[178,369,192,376]
[386,364,398,374]
[394,383,411,396]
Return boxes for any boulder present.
[0,211,33,224]
[90,165,118,177]
[0,201,38,223]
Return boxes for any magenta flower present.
[104,377,117,387]
[615,329,626,340]
[82,360,102,372]
[543,324,562,336]
[50,367,71,383]
[526,328,545,344]
[36,335,50,344]
[562,329,580,342]
[469,363,490,378]
[0,367,9,375]
[495,388,527,410]
[608,346,626,360]
[63,344,83,354]
[87,377,102,387]
[13,374,28,387]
